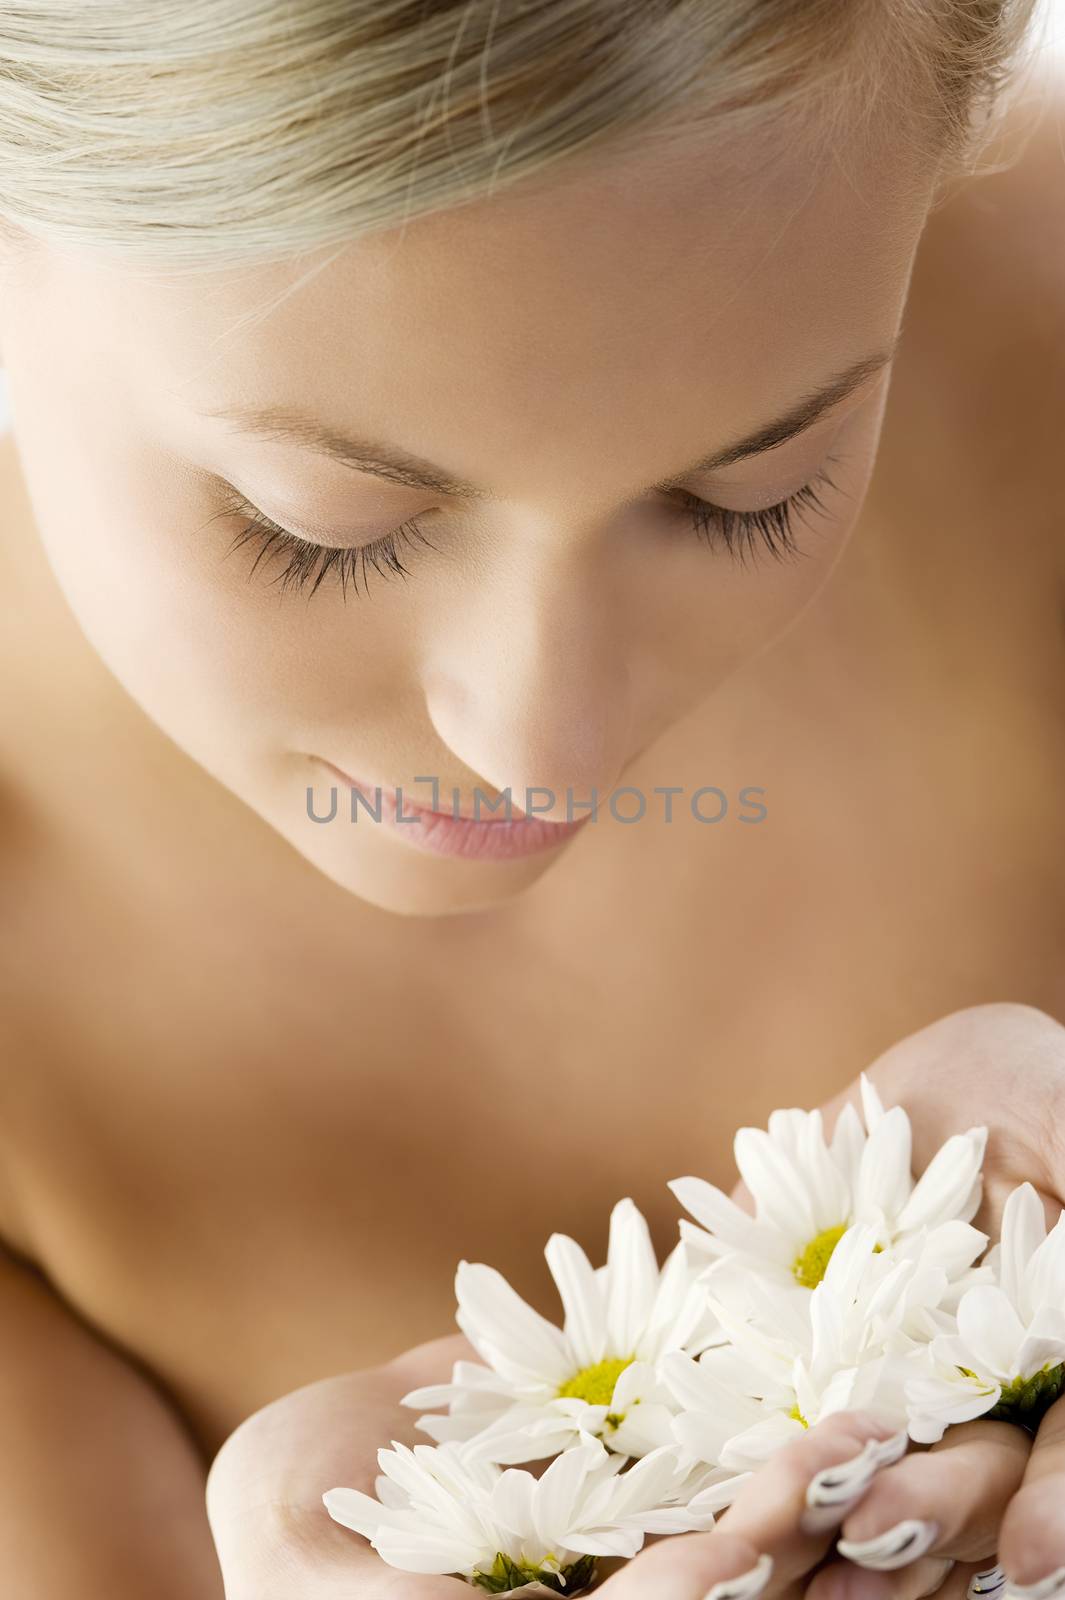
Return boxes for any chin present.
[283,821,571,919]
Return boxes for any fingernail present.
[800,1431,909,1535]
[702,1552,775,1600]
[1003,1571,1065,1600]
[970,1567,1007,1600]
[867,1430,910,1469]
[837,1520,940,1571]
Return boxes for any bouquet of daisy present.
[322,1077,1065,1596]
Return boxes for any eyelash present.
[673,454,844,569]
[213,455,844,603]
[211,490,440,603]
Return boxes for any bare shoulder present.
[0,429,105,815]
[0,430,51,742]
[0,442,36,1017]
[877,66,1065,580]
[0,436,71,1269]
[0,1009,44,1266]
[0,432,52,856]
[0,428,71,676]
[921,70,1065,341]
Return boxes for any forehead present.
[52,109,938,504]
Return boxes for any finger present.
[598,1530,782,1600]
[965,1562,1010,1600]
[944,1559,1008,1600]
[1000,1392,1065,1596]
[711,1411,910,1588]
[809,1554,1009,1600]
[836,1419,1030,1567]
[808,1554,959,1600]
[596,1412,902,1600]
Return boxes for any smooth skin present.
[0,31,1063,1600]
[0,57,945,922]
[203,1005,1065,1600]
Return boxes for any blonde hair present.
[0,0,1049,280]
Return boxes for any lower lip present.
[316,761,592,861]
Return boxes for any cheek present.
[713,415,884,650]
[644,456,874,704]
[12,413,403,782]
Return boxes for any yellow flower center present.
[792,1224,849,1288]
[787,1403,810,1428]
[557,1356,634,1408]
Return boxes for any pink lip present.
[316,760,592,861]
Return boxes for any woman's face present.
[0,111,941,917]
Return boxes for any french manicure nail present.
[970,1567,1007,1600]
[867,1430,910,1469]
[1003,1570,1065,1600]
[702,1552,775,1600]
[837,1519,940,1571]
[800,1432,909,1535]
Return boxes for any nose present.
[421,550,634,822]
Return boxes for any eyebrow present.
[199,338,900,502]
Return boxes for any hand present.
[625,1003,1065,1600]
[205,1004,1065,1600]
[804,1002,1065,1600]
[206,1332,480,1599]
[203,1338,929,1600]
[205,1334,724,1599]
[601,1408,1031,1600]
[820,1001,1065,1240]
[203,1333,857,1600]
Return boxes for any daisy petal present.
[668,1177,772,1257]
[456,1261,573,1383]
[734,1127,818,1239]
[544,1233,608,1369]
[322,1485,389,1539]
[999,1183,1047,1309]
[854,1107,912,1224]
[604,1199,660,1356]
[956,1284,1028,1382]
[897,1130,988,1233]
[859,1072,888,1129]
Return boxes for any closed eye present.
[204,455,846,603]
[667,452,846,568]
[203,487,439,602]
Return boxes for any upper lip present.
[399,784,530,823]
[321,760,543,823]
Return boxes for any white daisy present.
[323,1433,715,1594]
[663,1221,967,1470]
[906,1182,1065,1444]
[402,1198,720,1464]
[669,1074,987,1294]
